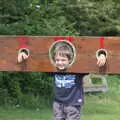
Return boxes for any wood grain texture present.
[0,36,120,74]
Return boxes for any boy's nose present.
[58,61,62,64]
[58,60,63,64]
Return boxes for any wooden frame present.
[1,36,120,74]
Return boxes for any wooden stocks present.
[0,36,120,74]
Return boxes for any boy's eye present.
[55,59,66,62]
[61,59,65,62]
[55,59,59,62]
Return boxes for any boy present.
[52,43,106,120]
[18,42,106,120]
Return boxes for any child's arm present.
[18,48,29,63]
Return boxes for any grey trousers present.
[53,102,81,120]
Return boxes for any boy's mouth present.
[56,64,68,71]
[56,67,67,72]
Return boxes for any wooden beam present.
[0,36,120,74]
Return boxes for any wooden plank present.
[0,36,120,74]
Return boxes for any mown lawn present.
[0,107,52,120]
[82,75,120,120]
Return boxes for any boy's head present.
[53,42,74,71]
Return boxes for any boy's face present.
[55,54,69,71]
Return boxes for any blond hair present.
[53,42,73,63]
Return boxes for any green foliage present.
[1,0,120,36]
[91,78,103,84]
[0,0,78,35]
[0,0,32,24]
[0,72,53,108]
[64,0,120,36]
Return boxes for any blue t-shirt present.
[53,72,87,106]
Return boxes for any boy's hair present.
[53,42,74,63]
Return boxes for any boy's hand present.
[97,54,106,67]
[18,52,29,63]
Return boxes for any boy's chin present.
[56,67,68,72]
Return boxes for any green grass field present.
[0,75,120,120]
[0,107,52,120]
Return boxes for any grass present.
[0,107,52,120]
[0,75,120,120]
[82,75,120,120]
